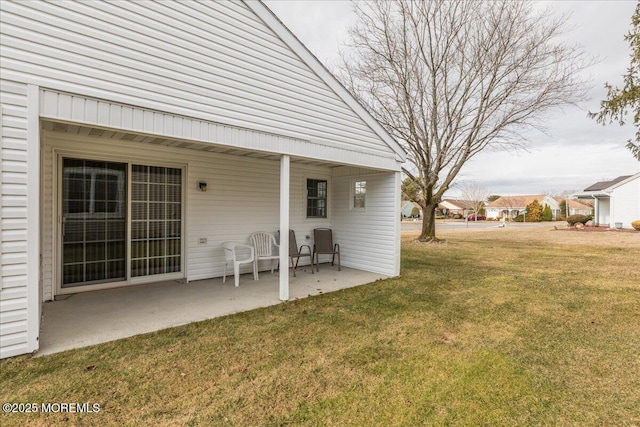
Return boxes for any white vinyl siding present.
[1,0,400,167]
[598,199,611,226]
[610,177,640,229]
[0,79,35,358]
[331,168,401,276]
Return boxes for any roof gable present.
[1,0,406,169]
[247,1,407,162]
[577,173,640,198]
[583,175,632,192]
[608,172,640,190]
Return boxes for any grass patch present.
[2,227,639,426]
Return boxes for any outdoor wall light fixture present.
[198,181,207,192]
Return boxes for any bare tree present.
[339,0,590,241]
[458,182,489,221]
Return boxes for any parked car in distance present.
[466,214,486,221]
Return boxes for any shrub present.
[513,214,524,222]
[542,204,553,221]
[567,214,592,226]
[632,220,640,231]
[525,199,543,222]
[411,207,420,218]
[453,214,463,219]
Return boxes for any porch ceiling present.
[42,121,338,168]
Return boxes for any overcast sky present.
[264,0,639,197]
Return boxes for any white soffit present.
[39,89,401,171]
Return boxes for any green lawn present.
[2,226,639,426]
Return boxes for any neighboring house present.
[439,199,478,217]
[485,195,560,220]
[0,1,407,358]
[401,201,422,218]
[555,198,593,216]
[573,173,640,228]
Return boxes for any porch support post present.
[279,155,290,301]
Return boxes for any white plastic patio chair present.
[250,231,280,280]
[221,242,255,287]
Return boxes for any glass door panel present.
[131,165,182,278]
[62,158,127,287]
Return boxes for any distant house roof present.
[486,195,547,209]
[439,199,478,210]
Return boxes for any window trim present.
[351,179,367,210]
[305,177,329,219]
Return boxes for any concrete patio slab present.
[38,266,387,356]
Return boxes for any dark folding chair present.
[312,228,340,272]
[278,230,313,277]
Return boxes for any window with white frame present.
[353,180,366,208]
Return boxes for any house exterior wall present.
[540,196,560,217]
[0,80,39,358]
[486,207,519,219]
[485,208,500,219]
[0,0,405,358]
[401,202,420,218]
[597,199,611,226]
[332,168,401,276]
[540,196,559,210]
[610,177,640,228]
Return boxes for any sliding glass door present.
[131,165,182,278]
[61,158,182,289]
[62,159,127,287]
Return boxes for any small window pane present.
[354,181,366,208]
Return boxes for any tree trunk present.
[417,201,441,242]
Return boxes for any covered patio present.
[38,267,387,356]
